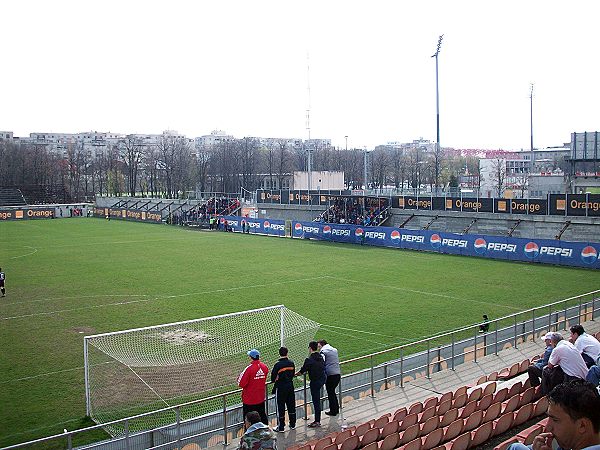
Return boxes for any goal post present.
[83,305,319,435]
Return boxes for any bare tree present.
[121,135,145,197]
[489,158,507,198]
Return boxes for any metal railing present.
[4,289,598,450]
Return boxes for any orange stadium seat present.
[439,408,459,428]
[421,427,444,450]
[359,427,380,447]
[463,410,483,433]
[469,421,493,448]
[378,432,399,450]
[492,412,514,437]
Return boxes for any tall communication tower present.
[306,52,313,192]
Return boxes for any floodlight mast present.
[530,83,534,172]
[432,35,444,191]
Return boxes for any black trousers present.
[541,366,579,395]
[274,386,296,430]
[325,374,341,415]
[527,365,543,387]
[242,402,267,427]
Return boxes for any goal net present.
[84,305,319,436]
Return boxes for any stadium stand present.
[316,197,391,226]
[0,187,27,206]
[18,184,70,204]
[250,320,600,450]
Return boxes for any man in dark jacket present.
[271,347,296,432]
[296,341,326,428]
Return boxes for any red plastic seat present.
[419,416,440,436]
[421,428,444,450]
[482,401,502,423]
[501,395,520,415]
[498,363,519,379]
[359,428,380,447]
[483,382,497,397]
[452,394,467,410]
[462,410,483,432]
[519,387,535,408]
[436,399,452,416]
[492,412,514,437]
[516,423,544,445]
[399,413,419,432]
[446,432,470,450]
[354,421,372,438]
[453,386,468,399]
[469,421,493,448]
[400,438,423,450]
[378,432,399,450]
[424,396,439,410]
[532,396,549,418]
[313,437,333,450]
[362,443,378,450]
[373,415,390,429]
[334,429,354,445]
[513,403,534,426]
[439,391,453,404]
[418,406,437,424]
[398,423,421,446]
[518,358,530,374]
[409,401,425,416]
[487,371,498,382]
[507,381,523,398]
[394,407,408,422]
[467,387,482,404]
[339,435,360,450]
[439,408,459,428]
[380,420,399,438]
[459,401,477,419]
[442,418,464,442]
[478,393,493,411]
[493,387,509,404]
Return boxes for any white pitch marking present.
[0,276,330,320]
[326,275,522,311]
[0,293,150,307]
[9,246,38,259]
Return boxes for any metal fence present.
[4,290,598,450]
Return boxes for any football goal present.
[84,305,319,436]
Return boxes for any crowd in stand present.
[169,197,240,226]
[318,198,389,226]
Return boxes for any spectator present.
[296,341,326,428]
[570,325,600,368]
[317,340,341,417]
[0,267,5,297]
[271,347,296,432]
[507,379,600,450]
[541,332,589,395]
[238,411,277,450]
[238,349,269,426]
[527,332,554,387]
[587,363,600,388]
[479,315,490,333]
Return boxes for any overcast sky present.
[1,1,598,151]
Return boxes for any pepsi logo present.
[294,223,303,233]
[524,242,540,259]
[263,221,270,229]
[581,246,598,264]
[220,218,225,223]
[323,225,332,234]
[474,238,487,254]
[355,228,364,237]
[430,234,442,248]
[390,230,401,240]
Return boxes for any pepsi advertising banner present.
[272,218,599,269]
[221,216,286,237]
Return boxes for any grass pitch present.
[1,218,599,447]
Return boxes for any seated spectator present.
[238,411,277,450]
[587,363,600,389]
[570,324,600,368]
[541,332,589,395]
[527,332,554,387]
[507,379,600,450]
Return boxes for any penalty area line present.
[10,246,38,259]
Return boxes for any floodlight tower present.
[432,35,444,191]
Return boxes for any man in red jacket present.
[238,349,269,426]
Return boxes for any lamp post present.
[432,35,444,193]
[530,83,534,172]
[345,135,348,151]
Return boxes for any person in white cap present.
[527,332,554,387]
[238,349,269,426]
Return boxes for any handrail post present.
[223,394,228,445]
[494,321,498,356]
[514,316,518,349]
[67,433,73,450]
[125,419,130,450]
[474,328,478,363]
[437,346,442,373]
[532,309,536,340]
[451,333,455,370]
[303,373,308,420]
[400,348,404,387]
[370,355,375,397]
[176,406,181,447]
[593,295,596,321]
[564,301,568,331]
[578,296,582,323]
[384,364,389,390]
[426,340,431,378]
[548,305,552,332]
